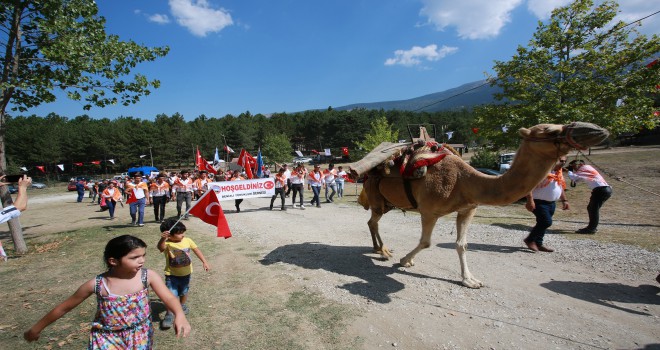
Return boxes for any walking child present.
[158,219,210,329]
[24,235,190,348]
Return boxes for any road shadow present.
[436,242,530,254]
[541,280,660,316]
[260,242,460,304]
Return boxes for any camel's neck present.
[471,142,557,206]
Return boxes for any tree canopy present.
[476,0,660,147]
[0,0,169,253]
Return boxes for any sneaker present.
[575,227,597,234]
[300,205,305,210]
[269,205,273,210]
[161,312,173,329]
[138,223,144,227]
[281,207,287,211]
[182,304,190,315]
[293,203,298,208]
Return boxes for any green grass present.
[1,225,361,350]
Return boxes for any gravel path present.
[225,195,659,350]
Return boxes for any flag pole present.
[168,189,214,232]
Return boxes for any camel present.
[351,122,609,288]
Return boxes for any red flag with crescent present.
[189,190,232,238]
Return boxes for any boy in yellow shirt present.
[157,219,210,329]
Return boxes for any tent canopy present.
[127,166,159,177]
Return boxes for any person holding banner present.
[270,167,288,211]
[308,164,325,208]
[230,171,246,212]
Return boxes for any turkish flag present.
[36,165,46,173]
[342,174,355,183]
[341,147,349,156]
[74,162,83,166]
[126,188,138,204]
[237,149,256,179]
[471,128,479,134]
[90,160,101,165]
[189,190,232,238]
[196,148,217,174]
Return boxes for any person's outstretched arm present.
[2,175,32,211]
[24,278,95,342]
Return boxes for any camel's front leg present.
[400,214,438,267]
[368,210,393,258]
[456,208,483,288]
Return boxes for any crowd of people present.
[76,162,351,224]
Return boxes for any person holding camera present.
[0,174,32,224]
[567,160,612,234]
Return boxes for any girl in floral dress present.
[24,235,190,349]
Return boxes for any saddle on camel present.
[348,122,609,288]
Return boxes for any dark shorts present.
[165,274,191,297]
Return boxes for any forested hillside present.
[6,108,478,177]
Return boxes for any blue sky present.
[20,0,660,120]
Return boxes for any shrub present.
[469,149,498,169]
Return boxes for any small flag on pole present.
[189,190,232,238]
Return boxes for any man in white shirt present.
[524,157,570,252]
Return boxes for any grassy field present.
[1,146,658,349]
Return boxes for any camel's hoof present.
[399,258,414,268]
[380,247,394,259]
[462,278,484,289]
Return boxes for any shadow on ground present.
[260,242,461,304]
[541,280,660,316]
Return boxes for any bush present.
[469,149,498,169]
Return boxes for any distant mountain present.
[334,80,502,112]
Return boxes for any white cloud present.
[613,0,660,37]
[169,0,233,37]
[385,44,458,67]
[419,0,523,40]
[148,13,171,24]
[526,0,571,19]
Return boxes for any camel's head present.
[519,122,609,152]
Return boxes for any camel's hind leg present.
[456,207,483,288]
[400,214,439,267]
[368,210,393,258]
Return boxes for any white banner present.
[324,148,331,156]
[295,150,303,157]
[208,178,275,201]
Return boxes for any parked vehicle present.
[475,168,502,176]
[31,182,47,189]
[7,184,18,194]
[498,153,516,173]
[292,157,313,164]
[67,181,77,191]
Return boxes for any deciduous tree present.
[0,0,168,253]
[477,0,660,147]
